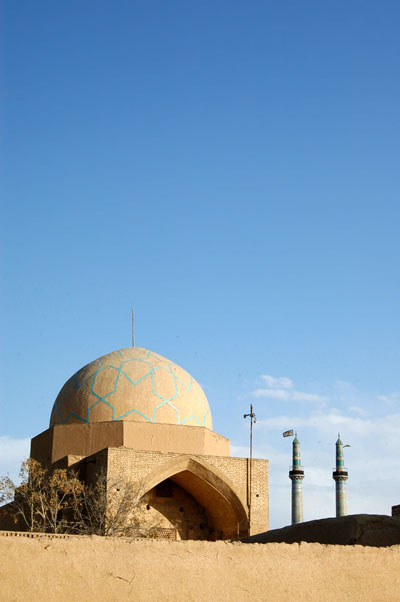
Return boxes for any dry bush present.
[72,470,163,537]
[0,459,82,533]
[1,460,164,537]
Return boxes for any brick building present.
[29,341,269,540]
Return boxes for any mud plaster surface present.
[1,536,400,602]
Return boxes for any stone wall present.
[1,531,399,602]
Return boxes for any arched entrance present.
[136,457,248,540]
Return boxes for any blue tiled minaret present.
[289,433,304,524]
[332,433,348,517]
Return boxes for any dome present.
[50,347,212,430]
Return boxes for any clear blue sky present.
[1,1,399,528]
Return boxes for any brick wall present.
[106,448,268,535]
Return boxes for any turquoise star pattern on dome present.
[49,347,212,430]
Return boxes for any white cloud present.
[377,392,400,403]
[251,374,328,405]
[260,375,293,389]
[0,436,30,483]
[332,380,362,405]
[349,405,368,417]
[251,388,328,403]
[252,388,291,400]
[257,410,381,438]
[291,391,327,402]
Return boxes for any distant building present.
[289,434,304,524]
[332,434,348,517]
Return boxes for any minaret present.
[289,433,304,524]
[332,433,348,517]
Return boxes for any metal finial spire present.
[132,307,135,347]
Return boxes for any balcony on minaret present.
[289,465,304,478]
[333,467,348,479]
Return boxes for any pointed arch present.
[138,456,248,538]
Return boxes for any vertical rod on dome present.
[132,307,135,347]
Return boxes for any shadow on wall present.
[142,479,213,540]
[239,514,400,547]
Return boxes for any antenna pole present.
[243,404,256,534]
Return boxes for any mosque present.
[28,323,269,540]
